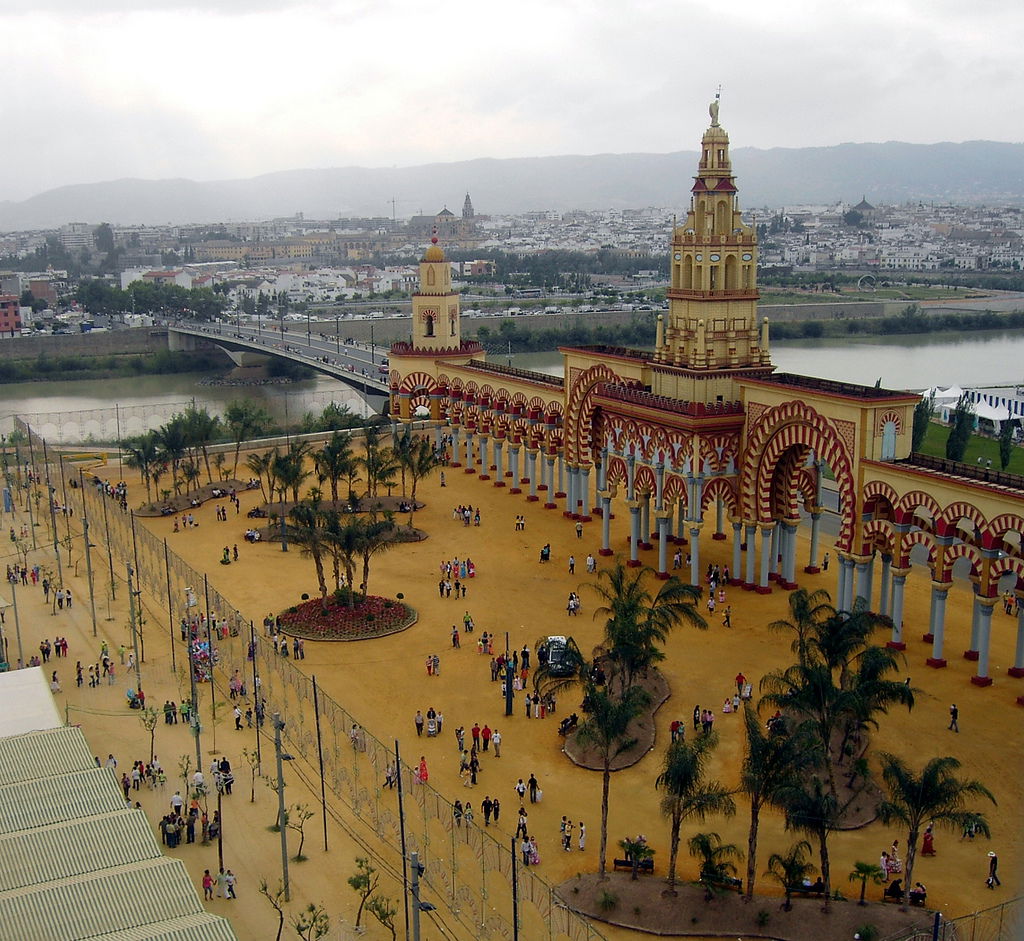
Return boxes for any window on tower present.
[425,315,434,337]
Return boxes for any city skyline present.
[2,0,1020,203]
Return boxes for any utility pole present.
[273,713,291,901]
[126,564,142,693]
[185,587,202,770]
[408,852,435,941]
[82,511,98,638]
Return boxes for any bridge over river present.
[166,321,391,408]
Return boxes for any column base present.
[728,578,744,586]
[450,462,462,468]
[656,571,670,580]
[510,487,522,495]
[755,585,772,595]
[768,572,781,582]
[886,641,907,651]
[526,495,539,502]
[780,580,798,591]
[554,491,567,499]
[464,468,476,474]
[543,502,557,509]
[478,474,490,481]
[639,542,653,551]
[519,477,530,485]
[489,465,497,472]
[1008,666,1024,678]
[563,511,575,519]
[598,548,614,557]
[1017,695,1024,706]
[804,565,821,575]
[970,675,993,687]
[578,515,592,523]
[537,484,548,492]
[963,649,979,661]
[626,558,642,568]
[493,481,505,488]
[926,657,947,668]
[742,582,757,591]
[922,633,934,643]
[712,532,727,541]
[505,471,514,478]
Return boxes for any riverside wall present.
[0,327,169,362]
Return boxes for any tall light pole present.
[184,587,202,770]
[0,579,24,669]
[126,564,143,693]
[273,713,291,901]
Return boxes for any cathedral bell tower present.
[410,234,461,351]
[655,96,770,374]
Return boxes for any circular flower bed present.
[277,592,417,641]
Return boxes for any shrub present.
[597,890,618,912]
[301,593,309,601]
[756,910,771,927]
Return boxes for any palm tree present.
[323,512,361,604]
[779,776,841,911]
[739,701,817,899]
[577,683,651,879]
[769,587,835,666]
[591,560,706,696]
[123,431,160,503]
[246,450,274,504]
[403,435,438,524]
[224,400,272,477]
[355,517,395,601]
[848,861,886,905]
[617,837,655,881]
[313,432,356,505]
[181,404,221,484]
[687,831,742,900]
[764,840,816,911]
[154,417,188,495]
[655,734,736,895]
[181,458,201,495]
[289,493,329,605]
[877,753,995,903]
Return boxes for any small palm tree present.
[246,450,275,504]
[764,840,815,911]
[779,776,841,911]
[848,861,886,905]
[617,837,655,880]
[877,753,995,903]
[688,831,742,900]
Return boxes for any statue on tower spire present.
[709,87,721,127]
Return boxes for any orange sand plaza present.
[4,451,1022,940]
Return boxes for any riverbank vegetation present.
[0,349,229,383]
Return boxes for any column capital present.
[655,510,673,522]
[976,595,999,610]
[930,580,954,593]
[597,490,613,501]
[891,567,912,578]
[758,521,776,534]
[626,500,641,511]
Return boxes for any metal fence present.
[880,896,1023,941]
[17,419,605,941]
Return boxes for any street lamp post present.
[184,587,202,770]
[370,323,375,365]
[335,316,340,356]
[273,713,291,901]
[126,564,143,693]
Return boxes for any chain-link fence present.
[19,419,605,941]
[880,896,1023,941]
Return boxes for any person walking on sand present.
[949,703,959,733]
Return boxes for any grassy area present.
[856,286,971,301]
[917,421,1024,475]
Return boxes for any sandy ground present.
[4,448,1022,941]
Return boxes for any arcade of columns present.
[388,104,1024,695]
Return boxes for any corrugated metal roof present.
[0,725,95,786]
[0,857,206,939]
[0,809,160,891]
[0,766,126,834]
[89,913,238,941]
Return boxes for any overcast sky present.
[3,0,1019,202]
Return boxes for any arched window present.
[881,420,897,460]
[427,269,436,286]
[425,315,434,337]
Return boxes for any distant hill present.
[1,140,1021,230]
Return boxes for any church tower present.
[462,192,475,219]
[410,234,462,351]
[655,96,770,377]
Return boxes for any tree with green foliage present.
[688,831,743,900]
[400,433,438,525]
[123,431,161,503]
[655,734,736,894]
[312,432,356,504]
[998,418,1016,470]
[366,894,398,940]
[848,861,886,905]
[258,879,287,941]
[877,753,995,906]
[292,903,329,940]
[912,390,936,453]
[764,840,816,911]
[181,404,220,484]
[224,400,272,476]
[617,837,655,880]
[591,561,706,696]
[289,494,330,605]
[779,776,841,910]
[246,450,274,503]
[347,857,380,929]
[739,702,816,899]
[945,392,975,461]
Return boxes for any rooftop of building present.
[755,372,920,401]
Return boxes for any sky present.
[3,0,1020,202]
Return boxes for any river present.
[512,328,1024,390]
[1,330,1021,443]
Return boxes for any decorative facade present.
[389,103,1024,695]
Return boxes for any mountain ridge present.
[2,140,1022,230]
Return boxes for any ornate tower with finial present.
[652,94,772,402]
[410,232,462,351]
[462,193,474,219]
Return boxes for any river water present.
[1,330,1021,443]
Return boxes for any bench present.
[787,884,825,898]
[613,858,654,874]
[703,874,743,894]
